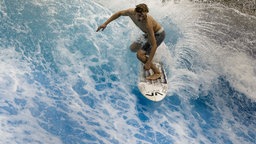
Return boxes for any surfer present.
[96,3,165,80]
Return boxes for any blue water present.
[1,0,256,144]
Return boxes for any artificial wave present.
[0,0,255,143]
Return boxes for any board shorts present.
[136,27,165,55]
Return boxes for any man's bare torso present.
[125,8,162,33]
[96,5,164,80]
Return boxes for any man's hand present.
[144,61,151,70]
[96,24,107,32]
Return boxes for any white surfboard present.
[138,62,168,102]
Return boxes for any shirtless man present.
[96,3,165,80]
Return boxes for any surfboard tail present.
[138,62,168,102]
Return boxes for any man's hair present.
[135,3,149,13]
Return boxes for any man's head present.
[135,3,149,13]
[135,3,149,22]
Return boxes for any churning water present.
[0,0,255,143]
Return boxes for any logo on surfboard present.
[146,91,163,97]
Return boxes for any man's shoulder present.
[147,15,156,22]
[148,15,161,25]
[145,15,162,32]
[126,8,135,13]
[119,8,134,16]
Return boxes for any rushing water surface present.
[0,0,256,143]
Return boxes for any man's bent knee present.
[130,43,141,52]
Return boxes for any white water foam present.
[1,0,255,144]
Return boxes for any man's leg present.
[130,42,142,52]
[137,50,161,80]
[136,49,147,63]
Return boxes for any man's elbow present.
[115,12,121,17]
[152,43,157,50]
[115,11,124,17]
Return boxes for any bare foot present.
[146,73,161,80]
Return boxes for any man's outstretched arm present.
[96,9,132,32]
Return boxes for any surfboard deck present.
[138,62,168,102]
